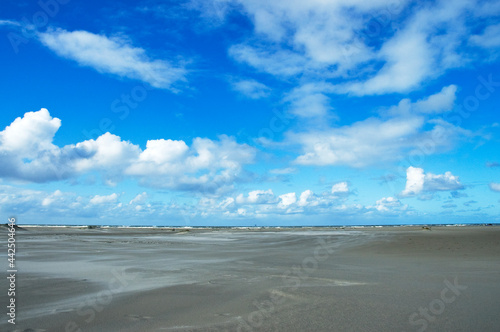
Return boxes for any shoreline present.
[2,226,499,331]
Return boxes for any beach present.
[1,226,500,331]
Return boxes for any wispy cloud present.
[469,23,500,49]
[214,1,500,96]
[0,19,21,27]
[38,28,187,90]
[231,78,271,99]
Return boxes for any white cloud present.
[138,139,189,164]
[129,192,148,205]
[0,109,256,193]
[374,85,458,117]
[218,0,499,97]
[231,79,271,99]
[236,189,275,204]
[331,182,349,195]
[400,166,425,197]
[400,167,464,197]
[0,185,164,222]
[38,29,186,89]
[414,85,458,114]
[291,116,425,167]
[126,135,256,192]
[0,20,21,27]
[225,0,391,78]
[89,193,119,205]
[340,29,433,95]
[0,183,415,223]
[470,23,500,49]
[196,186,364,218]
[424,171,464,192]
[287,84,468,167]
[278,192,297,208]
[41,190,63,207]
[229,44,307,77]
[284,83,334,119]
[373,197,407,212]
[297,190,314,207]
[73,133,141,172]
[489,183,500,192]
[0,108,60,157]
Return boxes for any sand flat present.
[1,226,499,331]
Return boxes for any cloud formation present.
[287,86,466,167]
[38,29,186,89]
[231,79,271,99]
[400,166,464,197]
[291,116,425,167]
[489,183,500,192]
[211,0,500,96]
[373,197,407,213]
[0,109,256,193]
[90,193,119,205]
[331,182,349,195]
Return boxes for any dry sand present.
[1,226,499,331]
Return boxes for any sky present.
[0,0,499,226]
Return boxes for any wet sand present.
[1,226,499,331]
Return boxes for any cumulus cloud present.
[373,197,407,212]
[489,183,500,192]
[278,192,297,208]
[0,108,60,157]
[73,133,141,172]
[236,189,276,204]
[90,193,119,205]
[231,79,271,99]
[297,190,314,207]
[0,109,256,193]
[38,29,186,89]
[291,116,425,167]
[400,167,464,197]
[0,183,413,223]
[126,135,256,192]
[207,186,356,217]
[0,185,165,222]
[331,182,349,195]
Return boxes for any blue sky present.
[0,0,499,226]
